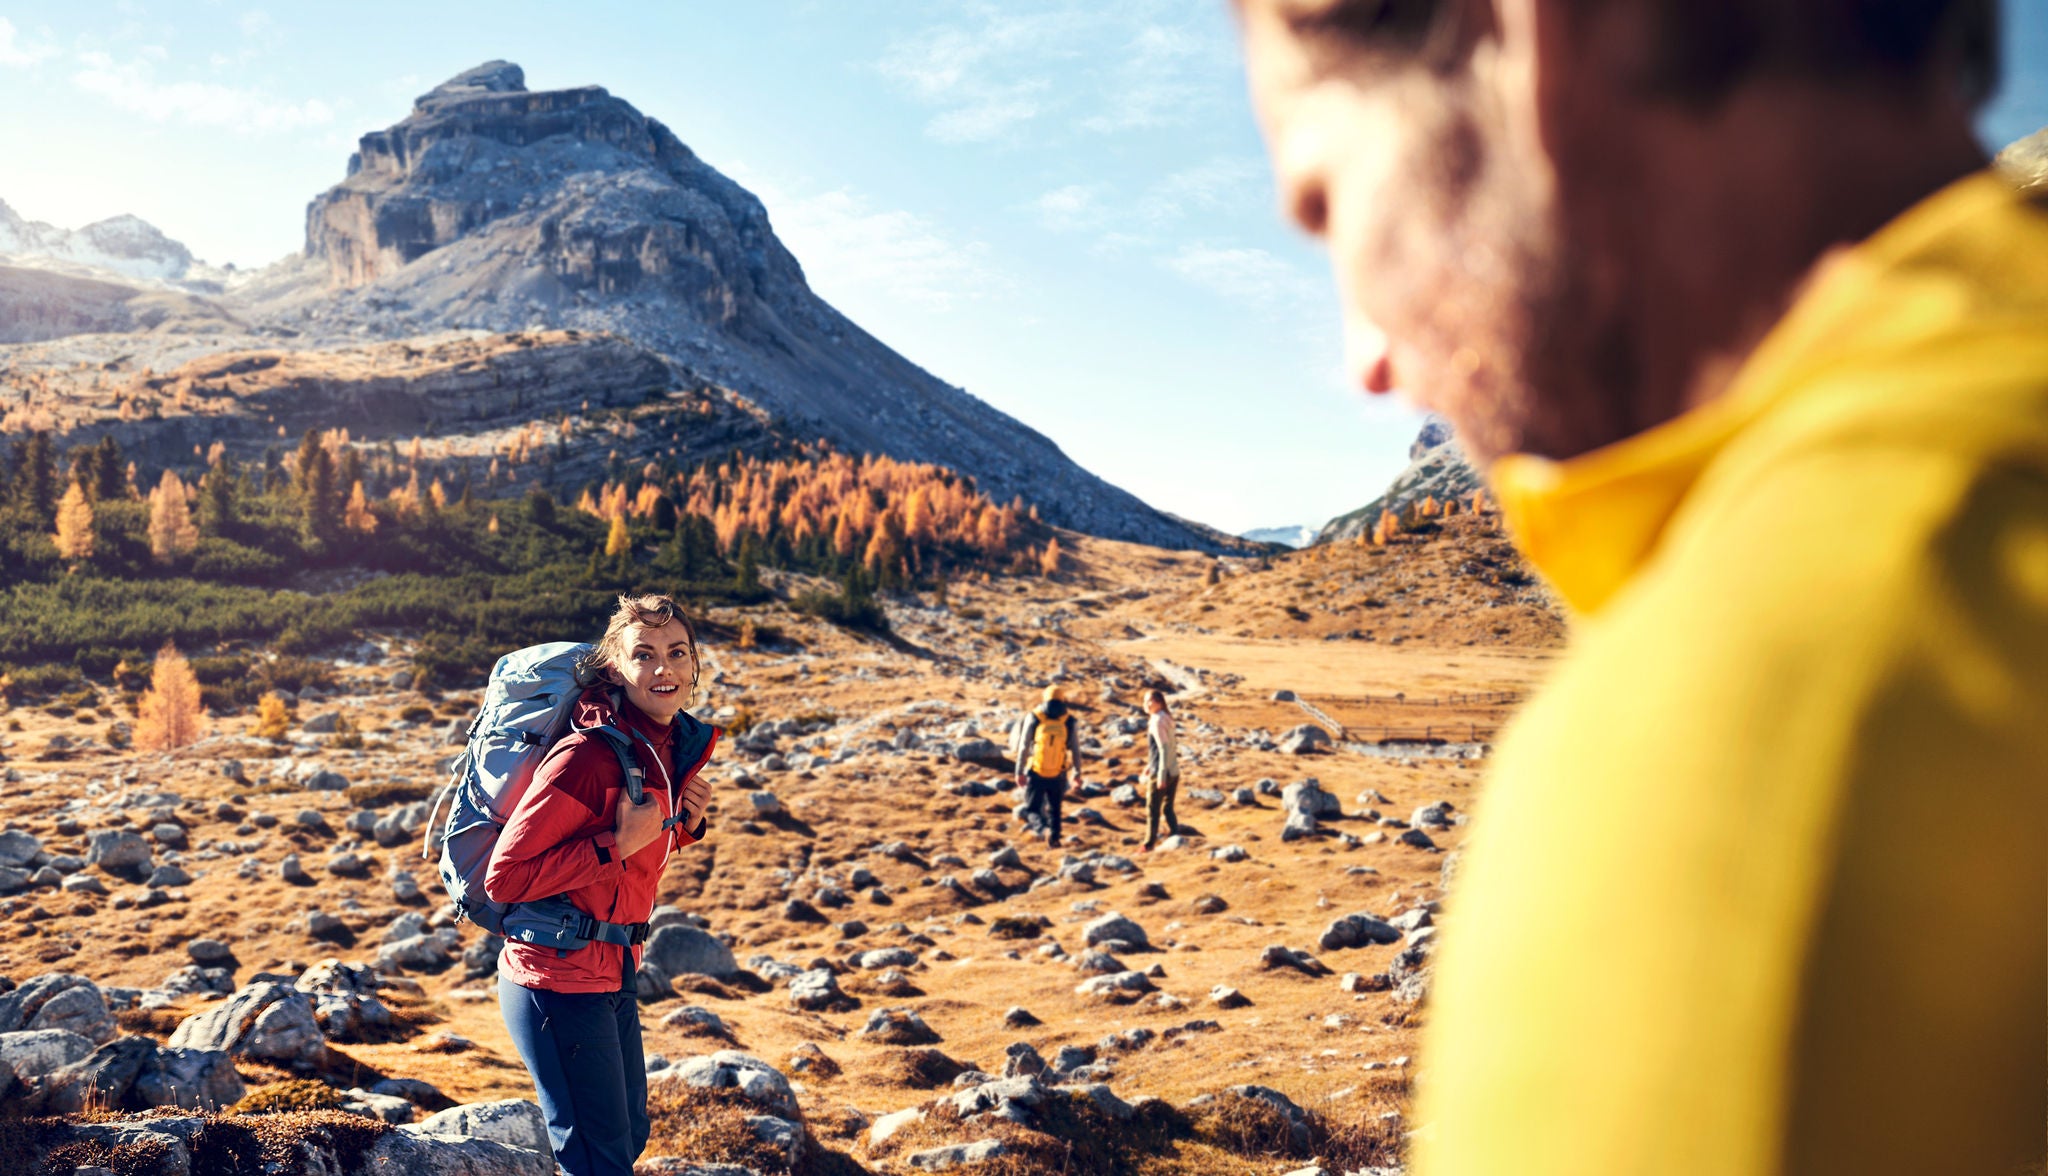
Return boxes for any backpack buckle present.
[630,923,651,946]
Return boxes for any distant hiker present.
[1014,684,1083,848]
[1140,689,1182,851]
[1236,0,2044,1173]
[485,594,717,1176]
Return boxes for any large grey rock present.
[1281,810,1319,842]
[1082,912,1150,950]
[86,829,152,873]
[652,1051,801,1119]
[1278,725,1332,755]
[643,924,736,979]
[0,973,116,1043]
[296,958,397,1042]
[375,1126,555,1176]
[0,829,43,867]
[858,1006,941,1045]
[1319,914,1403,951]
[0,1028,96,1084]
[416,1098,552,1155]
[41,1035,245,1114]
[1074,971,1156,1001]
[376,928,461,972]
[788,968,855,1013]
[855,947,919,970]
[1282,778,1341,817]
[167,982,328,1068]
[908,1139,1009,1170]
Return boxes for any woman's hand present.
[615,790,666,857]
[678,774,712,831]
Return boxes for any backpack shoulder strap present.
[584,724,646,805]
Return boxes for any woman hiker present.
[1140,689,1182,851]
[485,593,719,1176]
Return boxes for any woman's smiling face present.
[610,618,695,723]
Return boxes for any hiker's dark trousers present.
[500,972,649,1176]
[1023,771,1066,843]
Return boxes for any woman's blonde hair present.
[581,592,699,688]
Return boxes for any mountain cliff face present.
[0,61,1230,552]
[257,61,1219,550]
[1316,415,1481,544]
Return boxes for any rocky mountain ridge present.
[1317,416,1481,545]
[0,61,1230,552]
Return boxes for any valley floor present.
[0,524,1560,1174]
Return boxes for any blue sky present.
[1,1,2044,536]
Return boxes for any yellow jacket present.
[1416,173,2048,1176]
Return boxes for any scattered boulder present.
[0,974,117,1044]
[416,1098,552,1155]
[650,1051,801,1119]
[1081,912,1150,951]
[643,925,737,980]
[86,830,152,875]
[660,1006,729,1038]
[1001,1006,1040,1029]
[39,1035,245,1114]
[167,982,327,1069]
[187,939,233,965]
[1259,945,1333,976]
[778,971,851,1020]
[1278,725,1331,755]
[295,959,397,1042]
[1210,986,1251,1009]
[1400,828,1439,850]
[1210,844,1250,863]
[1075,971,1156,1002]
[859,1006,941,1045]
[1319,914,1403,951]
[856,947,919,970]
[0,830,44,868]
[908,1139,1009,1169]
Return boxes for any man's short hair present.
[1630,0,2000,110]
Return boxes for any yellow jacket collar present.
[1491,171,2033,616]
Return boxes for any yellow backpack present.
[1027,708,1069,777]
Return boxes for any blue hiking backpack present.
[422,641,671,953]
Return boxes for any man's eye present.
[1288,0,1440,47]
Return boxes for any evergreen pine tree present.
[91,437,125,501]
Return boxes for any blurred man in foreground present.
[1235,0,2045,1172]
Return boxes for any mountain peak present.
[415,60,528,112]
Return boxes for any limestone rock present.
[167,982,327,1068]
[416,1098,552,1155]
[643,925,736,979]
[651,1050,801,1119]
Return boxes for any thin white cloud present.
[1162,242,1319,311]
[741,175,1005,313]
[0,18,58,68]
[72,50,334,133]
[1032,183,1108,233]
[1079,24,1214,134]
[879,5,1229,146]
[1139,156,1267,224]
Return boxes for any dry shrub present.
[343,781,435,808]
[986,916,1042,940]
[191,1109,387,1175]
[227,1079,345,1115]
[642,1084,794,1173]
[1319,1072,1411,1172]
[115,1005,189,1037]
[873,1048,966,1090]
[1187,1091,1319,1160]
[882,1090,1190,1176]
